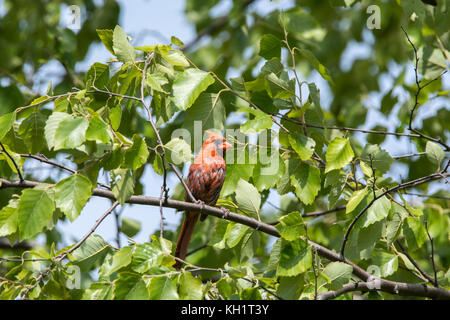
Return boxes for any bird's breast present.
[186,162,226,205]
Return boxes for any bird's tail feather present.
[174,212,199,269]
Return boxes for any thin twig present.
[401,26,449,151]
[396,239,438,287]
[340,164,449,259]
[424,221,439,288]
[138,53,169,236]
[21,201,119,299]
[20,153,111,189]
[0,141,24,182]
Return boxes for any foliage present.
[0,0,449,300]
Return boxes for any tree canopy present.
[0,0,449,300]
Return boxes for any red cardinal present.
[174,130,232,269]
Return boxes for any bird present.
[174,130,232,269]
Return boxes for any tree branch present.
[340,168,449,258]
[317,281,377,300]
[20,201,119,299]
[2,178,449,299]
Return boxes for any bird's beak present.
[220,141,233,150]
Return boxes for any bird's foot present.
[219,206,230,219]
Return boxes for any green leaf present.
[325,170,347,209]
[148,276,179,300]
[99,246,133,277]
[111,169,135,205]
[109,104,122,130]
[362,195,391,228]
[403,216,427,251]
[0,112,16,140]
[225,223,250,248]
[172,68,215,110]
[259,34,281,59]
[131,240,173,273]
[114,272,149,300]
[146,72,169,93]
[265,73,295,99]
[289,134,316,161]
[18,189,54,240]
[240,114,273,134]
[178,272,203,300]
[54,116,89,150]
[86,62,109,89]
[386,203,407,247]
[297,48,334,85]
[0,205,18,237]
[355,220,384,260]
[18,111,47,154]
[123,134,149,170]
[240,230,259,262]
[323,262,353,290]
[0,143,22,174]
[54,174,92,222]
[235,179,261,215]
[346,187,370,214]
[44,112,71,150]
[82,282,113,300]
[276,275,304,300]
[325,137,354,173]
[96,29,115,55]
[290,163,321,205]
[277,239,312,277]
[86,113,112,144]
[425,141,445,170]
[253,151,285,192]
[182,92,226,134]
[418,47,447,80]
[170,36,184,48]
[307,82,324,123]
[71,234,111,271]
[165,138,192,165]
[360,144,393,175]
[112,25,136,63]
[216,277,235,297]
[159,48,189,67]
[275,211,305,241]
[121,217,141,237]
[372,251,398,277]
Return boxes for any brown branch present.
[2,178,450,299]
[317,281,376,300]
[340,168,449,258]
[396,239,438,287]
